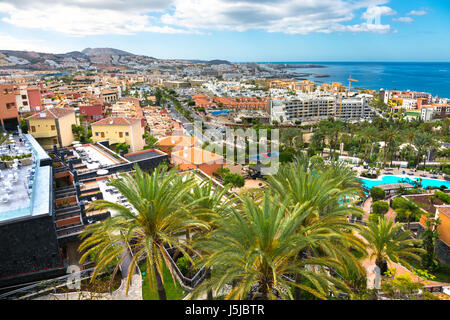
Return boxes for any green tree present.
[421,218,441,272]
[372,201,389,215]
[191,195,352,300]
[265,156,366,299]
[142,132,159,149]
[79,165,209,300]
[360,216,425,274]
[115,143,129,155]
[223,173,245,188]
[394,198,423,229]
[370,187,386,201]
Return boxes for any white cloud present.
[0,33,56,52]
[393,17,414,23]
[362,6,396,21]
[0,1,188,36]
[0,0,402,36]
[162,0,394,35]
[408,10,427,16]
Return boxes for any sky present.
[0,0,449,62]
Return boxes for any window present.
[119,132,123,138]
[31,126,36,132]
[6,103,15,109]
[53,138,58,145]
[95,132,99,136]
[101,132,105,138]
[23,101,28,106]
[22,95,27,100]
[51,125,56,131]
[125,132,129,136]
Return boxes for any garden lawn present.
[139,262,185,300]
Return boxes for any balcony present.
[31,131,57,138]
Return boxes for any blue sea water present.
[268,62,450,98]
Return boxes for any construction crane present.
[347,76,359,98]
[338,75,359,119]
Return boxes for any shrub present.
[361,171,378,179]
[372,201,389,215]
[223,173,245,188]
[176,256,189,275]
[370,187,386,201]
[435,191,450,204]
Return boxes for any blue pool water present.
[360,175,450,190]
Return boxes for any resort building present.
[91,117,145,153]
[337,97,374,120]
[26,107,77,149]
[0,84,20,131]
[271,94,336,123]
[0,134,64,288]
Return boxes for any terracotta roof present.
[437,206,450,218]
[27,107,74,119]
[158,136,197,147]
[172,147,223,165]
[91,117,141,126]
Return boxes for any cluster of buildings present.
[193,94,268,110]
[383,89,449,121]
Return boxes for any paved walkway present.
[33,274,143,300]
[362,197,372,221]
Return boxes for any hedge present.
[435,191,450,204]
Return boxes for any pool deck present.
[356,167,448,183]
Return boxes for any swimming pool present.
[360,175,450,190]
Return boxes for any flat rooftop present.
[0,134,51,223]
[68,144,128,173]
[123,149,167,162]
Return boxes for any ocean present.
[267,62,450,98]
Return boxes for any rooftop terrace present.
[0,134,52,223]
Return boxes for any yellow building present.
[91,117,145,152]
[27,108,77,149]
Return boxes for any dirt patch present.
[404,194,446,215]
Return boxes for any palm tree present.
[265,156,367,299]
[394,199,422,230]
[185,179,237,299]
[360,216,425,273]
[414,132,434,169]
[191,195,352,300]
[382,126,398,167]
[78,164,209,300]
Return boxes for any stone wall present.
[0,215,64,288]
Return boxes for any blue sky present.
[0,0,448,62]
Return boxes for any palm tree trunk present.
[294,273,303,300]
[153,263,167,300]
[206,267,213,300]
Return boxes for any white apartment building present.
[402,98,417,109]
[421,107,435,122]
[270,93,374,123]
[337,96,374,120]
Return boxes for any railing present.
[0,267,96,300]
[0,135,41,222]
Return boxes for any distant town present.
[0,47,449,301]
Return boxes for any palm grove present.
[78,155,429,300]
